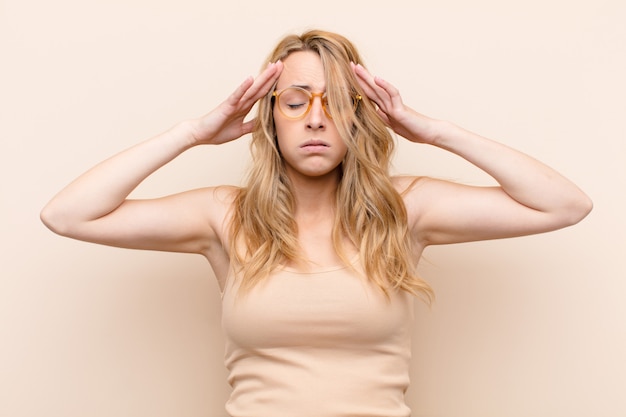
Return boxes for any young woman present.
[41,30,592,417]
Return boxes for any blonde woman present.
[41,30,592,417]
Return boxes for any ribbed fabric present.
[221,259,414,417]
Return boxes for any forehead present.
[276,51,326,91]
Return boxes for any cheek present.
[333,128,349,158]
[273,121,288,151]
[339,143,349,162]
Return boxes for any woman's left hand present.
[352,64,592,247]
[352,63,438,145]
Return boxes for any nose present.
[306,95,326,129]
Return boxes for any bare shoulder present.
[168,185,238,214]
[391,175,430,195]
[392,175,461,198]
[391,175,454,229]
[194,185,240,231]
[205,184,240,206]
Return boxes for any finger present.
[353,73,382,107]
[376,108,391,126]
[352,62,375,84]
[353,64,392,109]
[373,75,403,109]
[225,62,282,114]
[226,76,255,106]
[241,61,283,103]
[352,63,378,95]
[240,118,256,136]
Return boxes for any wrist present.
[427,120,490,155]
[419,118,453,147]
[172,119,206,150]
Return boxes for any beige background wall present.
[2,0,624,416]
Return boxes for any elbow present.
[579,194,594,221]
[562,193,593,227]
[574,191,594,223]
[40,204,60,235]
[40,203,72,237]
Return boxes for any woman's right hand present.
[40,61,284,255]
[189,61,283,146]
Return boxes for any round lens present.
[278,88,310,118]
[322,89,359,120]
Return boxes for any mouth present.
[300,140,330,148]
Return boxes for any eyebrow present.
[291,84,312,91]
[289,84,328,93]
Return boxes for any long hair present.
[229,30,433,303]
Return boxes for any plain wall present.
[2,0,624,416]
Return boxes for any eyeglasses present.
[272,87,361,120]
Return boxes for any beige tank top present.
[221,258,415,417]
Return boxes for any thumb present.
[240,118,256,136]
[376,109,390,126]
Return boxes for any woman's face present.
[273,51,348,182]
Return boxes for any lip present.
[300,139,330,149]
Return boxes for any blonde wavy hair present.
[229,30,433,302]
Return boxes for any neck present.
[287,169,340,218]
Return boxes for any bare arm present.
[41,62,284,254]
[353,63,592,246]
